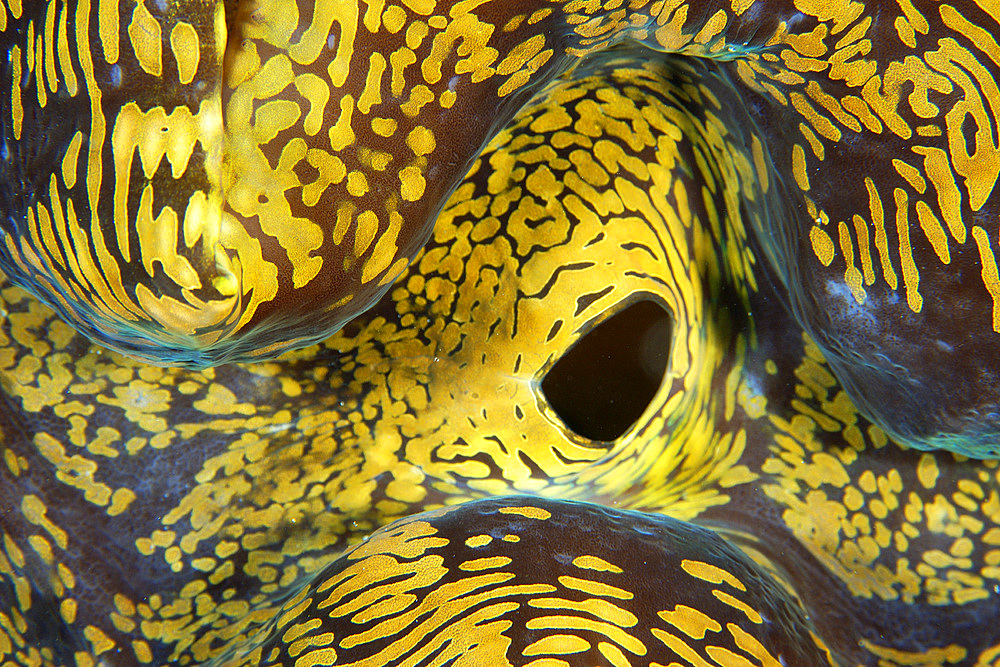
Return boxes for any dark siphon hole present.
[540,299,672,442]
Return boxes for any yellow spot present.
[128,0,161,76]
[399,165,426,201]
[61,598,77,624]
[372,117,397,137]
[169,22,199,84]
[406,126,436,156]
[347,170,369,197]
[917,453,940,489]
[809,225,835,266]
[465,535,492,548]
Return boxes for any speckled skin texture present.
[3,1,1000,665]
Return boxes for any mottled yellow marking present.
[347,170,369,197]
[809,225,835,266]
[358,52,386,114]
[354,210,379,258]
[523,634,590,656]
[791,143,810,191]
[399,165,427,201]
[915,200,949,264]
[465,534,492,548]
[658,604,721,639]
[295,73,331,136]
[917,453,940,490]
[61,130,83,189]
[972,225,1000,333]
[851,214,875,285]
[328,94,356,151]
[681,559,747,591]
[128,0,161,76]
[892,158,925,194]
[859,639,966,665]
[406,126,436,156]
[56,1,78,95]
[43,0,59,93]
[712,589,762,624]
[459,555,512,571]
[558,575,633,600]
[893,187,922,312]
[500,505,552,520]
[83,625,115,654]
[839,221,865,303]
[132,640,153,663]
[60,598,77,624]
[10,45,22,140]
[650,626,714,666]
[864,177,898,289]
[502,534,519,543]
[371,117,397,137]
[169,22,199,84]
[21,494,68,549]
[362,210,403,283]
[911,146,965,244]
[571,555,623,573]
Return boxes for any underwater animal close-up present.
[5,0,1000,664]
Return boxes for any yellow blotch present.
[354,210,379,257]
[399,165,426,201]
[917,453,940,489]
[658,604,721,640]
[169,22,199,84]
[809,225,835,266]
[294,73,331,136]
[358,52,386,114]
[465,534,492,548]
[128,0,161,76]
[60,598,77,624]
[107,488,136,516]
[972,225,1000,333]
[362,210,403,283]
[347,170,369,197]
[371,117,397,137]
[382,4,406,32]
[21,494,69,550]
[406,126,436,156]
[97,0,118,63]
[328,94,356,151]
[84,625,116,654]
